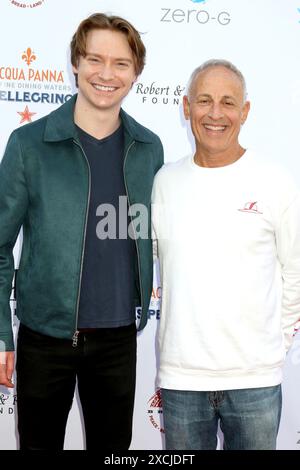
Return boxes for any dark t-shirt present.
[76,124,137,328]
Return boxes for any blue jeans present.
[161,385,282,450]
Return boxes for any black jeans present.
[16,323,136,450]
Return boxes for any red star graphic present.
[17,105,36,124]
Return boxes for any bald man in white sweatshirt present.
[152,59,300,450]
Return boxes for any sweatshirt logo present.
[238,201,263,214]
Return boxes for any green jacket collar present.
[44,94,153,144]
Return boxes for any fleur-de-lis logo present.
[22,47,36,66]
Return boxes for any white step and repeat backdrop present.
[0,0,300,450]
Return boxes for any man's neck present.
[194,145,246,168]
[73,95,121,140]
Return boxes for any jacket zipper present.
[72,139,91,347]
[123,141,144,327]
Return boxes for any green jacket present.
[0,95,164,350]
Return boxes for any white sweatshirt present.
[151,151,300,391]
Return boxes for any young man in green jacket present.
[0,13,163,450]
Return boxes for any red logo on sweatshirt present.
[238,201,263,214]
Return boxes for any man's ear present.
[241,100,250,125]
[183,95,190,120]
[130,74,138,89]
[72,63,78,74]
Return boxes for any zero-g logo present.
[160,3,231,26]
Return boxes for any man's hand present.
[0,352,15,388]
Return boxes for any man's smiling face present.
[183,65,250,158]
[73,28,137,114]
